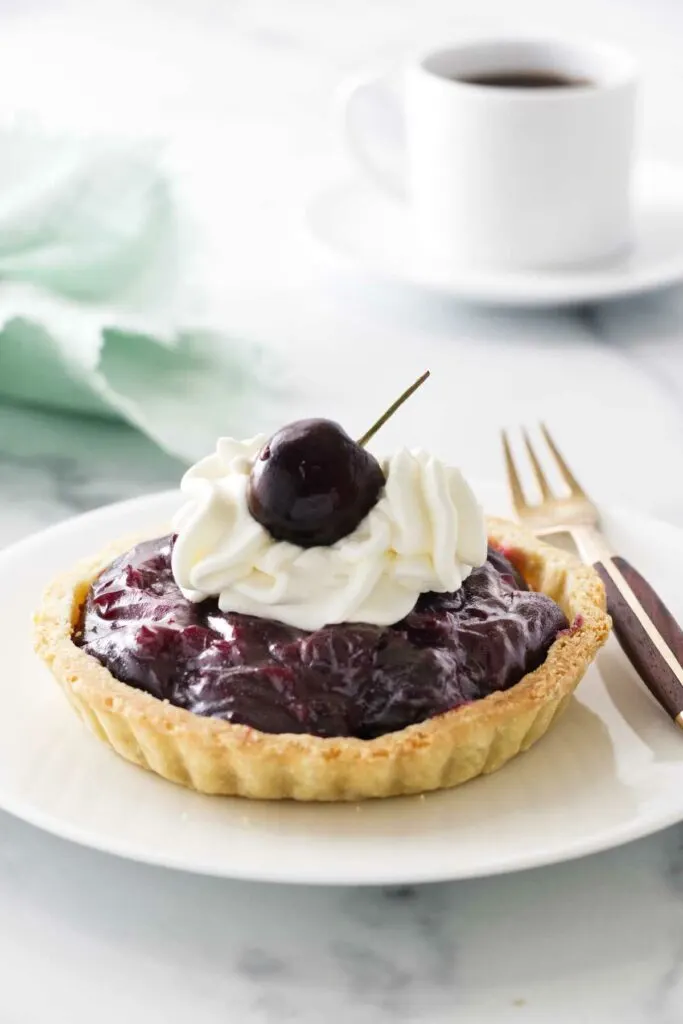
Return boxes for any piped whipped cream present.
[171,436,487,631]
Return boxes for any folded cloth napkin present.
[0,126,282,462]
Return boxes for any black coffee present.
[457,70,591,89]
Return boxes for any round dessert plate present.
[2,486,683,885]
[306,161,683,307]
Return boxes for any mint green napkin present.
[0,129,280,461]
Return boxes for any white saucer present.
[2,485,683,885]
[307,161,683,307]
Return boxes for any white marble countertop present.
[2,1,683,1021]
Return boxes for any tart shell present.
[34,518,611,801]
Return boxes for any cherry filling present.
[75,537,568,739]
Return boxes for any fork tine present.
[523,429,553,501]
[501,429,527,513]
[540,422,586,497]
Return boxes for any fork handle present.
[594,557,683,724]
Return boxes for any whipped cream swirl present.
[171,437,487,631]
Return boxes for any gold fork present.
[502,423,683,729]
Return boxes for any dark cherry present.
[247,418,385,548]
[75,538,569,740]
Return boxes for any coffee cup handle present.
[336,69,407,200]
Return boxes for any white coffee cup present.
[341,38,638,270]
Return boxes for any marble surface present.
[2,0,683,1021]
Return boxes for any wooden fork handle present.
[594,556,683,724]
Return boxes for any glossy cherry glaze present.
[75,537,568,739]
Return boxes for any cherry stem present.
[357,370,431,448]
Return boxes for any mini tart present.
[34,518,610,802]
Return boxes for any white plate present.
[306,162,683,307]
[2,486,683,885]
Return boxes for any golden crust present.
[34,518,610,801]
